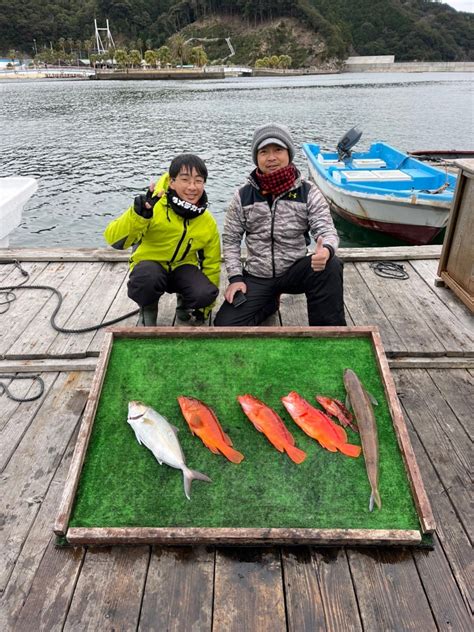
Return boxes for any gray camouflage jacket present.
[222,169,339,280]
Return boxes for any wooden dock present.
[0,246,472,631]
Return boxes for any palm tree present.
[129,49,142,68]
[114,49,129,69]
[144,50,158,68]
[169,34,188,67]
[190,46,208,68]
[157,46,172,67]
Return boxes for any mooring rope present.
[369,261,409,280]
[0,260,139,333]
[0,374,45,402]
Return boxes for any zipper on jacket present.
[167,218,188,271]
[270,201,276,277]
[178,238,193,261]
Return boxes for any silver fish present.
[343,369,382,511]
[127,400,211,500]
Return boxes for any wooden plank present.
[410,259,473,331]
[394,370,472,537]
[428,368,473,436]
[279,293,308,326]
[347,547,437,631]
[342,262,406,353]
[0,357,98,372]
[0,261,50,356]
[63,547,148,631]
[54,334,113,535]
[0,428,79,629]
[389,356,474,369]
[139,546,214,631]
[6,261,103,358]
[354,261,449,356]
[86,265,138,352]
[65,527,422,546]
[11,539,85,631]
[47,262,129,358]
[213,548,286,632]
[412,533,473,631]
[0,244,443,262]
[312,548,363,631]
[281,547,362,632]
[401,400,473,612]
[281,547,326,631]
[0,372,57,471]
[0,370,90,591]
[403,261,474,353]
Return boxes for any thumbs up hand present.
[311,236,330,272]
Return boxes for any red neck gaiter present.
[254,163,298,197]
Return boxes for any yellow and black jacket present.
[104,173,221,295]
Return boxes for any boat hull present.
[307,162,450,246]
[330,201,443,245]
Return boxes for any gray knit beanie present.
[251,123,296,164]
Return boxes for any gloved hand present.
[133,186,156,219]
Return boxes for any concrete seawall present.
[343,61,474,73]
[93,70,225,80]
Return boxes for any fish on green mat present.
[343,369,382,511]
[316,395,359,433]
[127,401,211,500]
[237,394,307,464]
[281,391,361,458]
[177,395,245,463]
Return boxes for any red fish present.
[316,395,359,433]
[281,392,361,458]
[237,394,306,464]
[177,396,244,463]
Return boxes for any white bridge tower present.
[94,19,115,54]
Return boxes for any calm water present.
[1,72,473,247]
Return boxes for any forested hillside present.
[1,0,472,64]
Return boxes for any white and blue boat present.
[302,129,458,245]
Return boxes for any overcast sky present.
[444,0,473,11]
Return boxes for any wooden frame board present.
[54,326,435,546]
[437,159,474,312]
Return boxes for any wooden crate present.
[54,326,435,546]
[437,159,474,311]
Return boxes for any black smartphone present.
[232,290,247,308]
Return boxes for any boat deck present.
[0,246,472,631]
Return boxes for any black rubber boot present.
[137,303,158,326]
[175,294,192,323]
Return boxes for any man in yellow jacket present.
[104,154,221,326]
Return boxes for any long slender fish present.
[127,401,211,500]
[343,370,382,511]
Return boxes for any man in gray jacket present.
[214,123,346,326]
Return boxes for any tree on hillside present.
[190,46,208,67]
[157,45,172,66]
[129,49,142,67]
[114,48,129,68]
[144,49,158,67]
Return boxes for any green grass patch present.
[69,336,420,532]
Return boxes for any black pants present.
[128,261,218,309]
[214,256,346,326]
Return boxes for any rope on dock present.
[0,260,139,333]
[0,374,45,402]
[369,261,409,280]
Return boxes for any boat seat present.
[336,169,412,183]
[352,158,387,168]
[317,153,345,167]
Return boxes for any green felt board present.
[69,336,421,532]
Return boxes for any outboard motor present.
[337,127,363,161]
